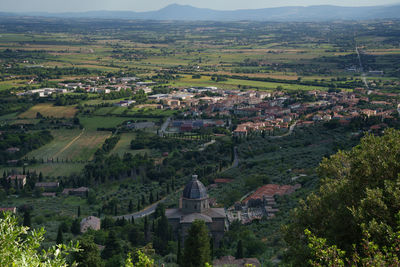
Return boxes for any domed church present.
[166,175,227,246]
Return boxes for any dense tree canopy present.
[0,212,79,267]
[284,129,400,265]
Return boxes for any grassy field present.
[26,128,111,161]
[92,106,177,118]
[78,116,132,130]
[110,132,150,156]
[18,103,78,118]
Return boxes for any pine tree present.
[56,225,63,244]
[183,220,211,267]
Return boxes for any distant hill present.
[2,4,400,21]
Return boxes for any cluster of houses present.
[140,86,398,136]
[18,88,68,97]
[18,76,153,97]
[1,174,95,229]
[226,89,399,136]
[227,183,301,224]
[2,174,89,197]
[17,72,399,137]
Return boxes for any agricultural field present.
[110,132,151,156]
[78,115,133,130]
[0,79,28,91]
[18,103,78,119]
[26,128,111,161]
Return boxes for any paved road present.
[159,116,172,137]
[115,198,166,220]
[198,139,216,151]
[356,46,369,90]
[232,146,239,168]
[269,121,297,139]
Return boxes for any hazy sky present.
[1,0,400,12]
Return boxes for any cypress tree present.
[144,216,149,242]
[154,212,171,256]
[128,200,133,212]
[177,234,182,265]
[102,230,121,259]
[56,225,63,244]
[141,195,145,206]
[23,210,31,227]
[71,219,81,235]
[74,236,102,267]
[236,239,244,259]
[149,191,154,203]
[183,220,211,267]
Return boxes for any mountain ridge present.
[2,4,400,21]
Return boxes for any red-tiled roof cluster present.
[243,184,299,204]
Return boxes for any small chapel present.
[166,175,227,246]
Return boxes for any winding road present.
[115,198,167,221]
[269,121,297,139]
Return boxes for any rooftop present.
[183,175,208,199]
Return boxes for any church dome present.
[183,175,207,199]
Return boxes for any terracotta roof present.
[243,184,300,204]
